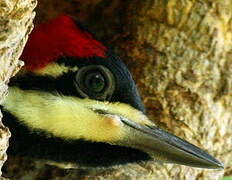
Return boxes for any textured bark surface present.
[0,0,36,179]
[2,0,232,180]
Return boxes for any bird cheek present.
[93,115,125,143]
[103,114,123,128]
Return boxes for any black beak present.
[119,116,224,169]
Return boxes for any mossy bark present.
[2,0,232,179]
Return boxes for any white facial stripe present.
[4,87,125,143]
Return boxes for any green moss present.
[222,177,232,180]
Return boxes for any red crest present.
[21,14,106,71]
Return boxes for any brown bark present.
[3,0,232,180]
[0,0,36,179]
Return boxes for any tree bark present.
[3,0,232,179]
[0,0,36,179]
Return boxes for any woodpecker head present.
[2,15,223,169]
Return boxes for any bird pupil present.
[86,73,105,93]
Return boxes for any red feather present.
[21,14,106,71]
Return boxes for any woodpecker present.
[1,15,223,169]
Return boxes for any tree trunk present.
[3,0,232,180]
[0,0,36,179]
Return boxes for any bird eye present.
[74,65,115,100]
[85,72,105,93]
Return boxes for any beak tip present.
[206,158,224,170]
[196,154,224,170]
[214,161,224,170]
